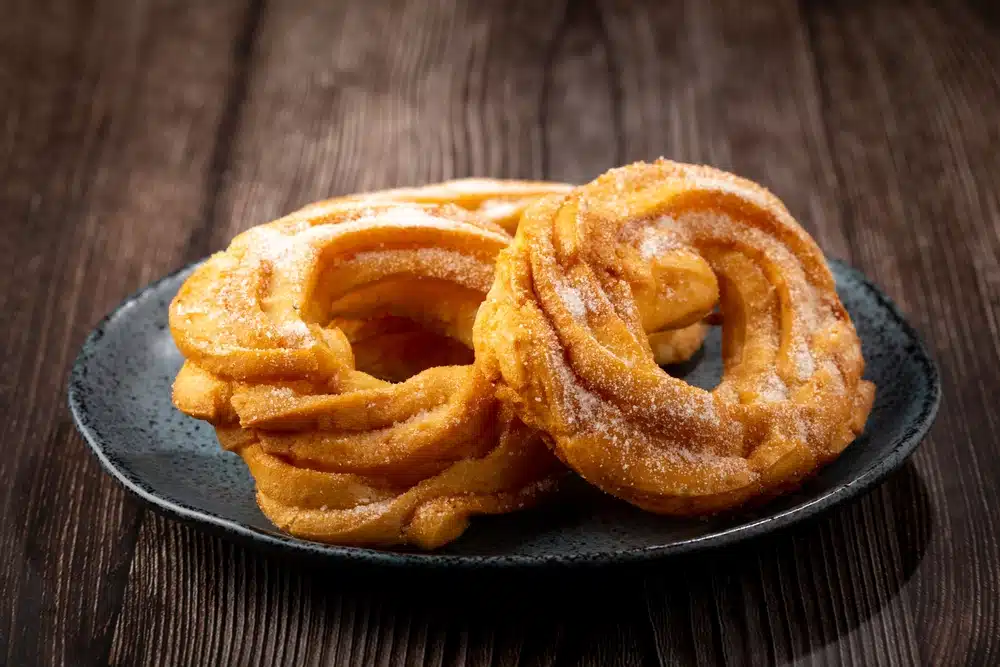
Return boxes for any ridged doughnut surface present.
[474,160,875,514]
[313,178,575,233]
[169,199,562,548]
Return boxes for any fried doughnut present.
[307,178,575,233]
[170,200,563,548]
[474,160,875,514]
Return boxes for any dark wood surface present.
[2,0,999,665]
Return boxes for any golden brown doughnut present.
[474,160,875,514]
[170,200,562,548]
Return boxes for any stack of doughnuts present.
[170,161,874,549]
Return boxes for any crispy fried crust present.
[170,199,562,549]
[474,160,875,515]
[313,178,575,233]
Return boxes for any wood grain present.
[2,0,998,665]
[0,1,260,664]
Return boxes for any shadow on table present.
[270,460,932,664]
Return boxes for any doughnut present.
[473,160,875,514]
[170,200,563,548]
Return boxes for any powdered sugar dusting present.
[793,343,815,379]
[252,206,509,272]
[277,319,311,343]
[820,360,844,394]
[757,372,788,402]
[555,282,587,320]
[344,247,493,291]
[252,226,312,272]
[551,354,597,416]
[545,346,745,486]
[639,228,681,259]
[370,206,510,243]
[269,386,299,399]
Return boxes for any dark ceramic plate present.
[68,259,939,569]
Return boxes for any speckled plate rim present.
[68,258,941,569]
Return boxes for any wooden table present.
[3,1,999,665]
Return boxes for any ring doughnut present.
[474,160,875,514]
[170,200,561,548]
